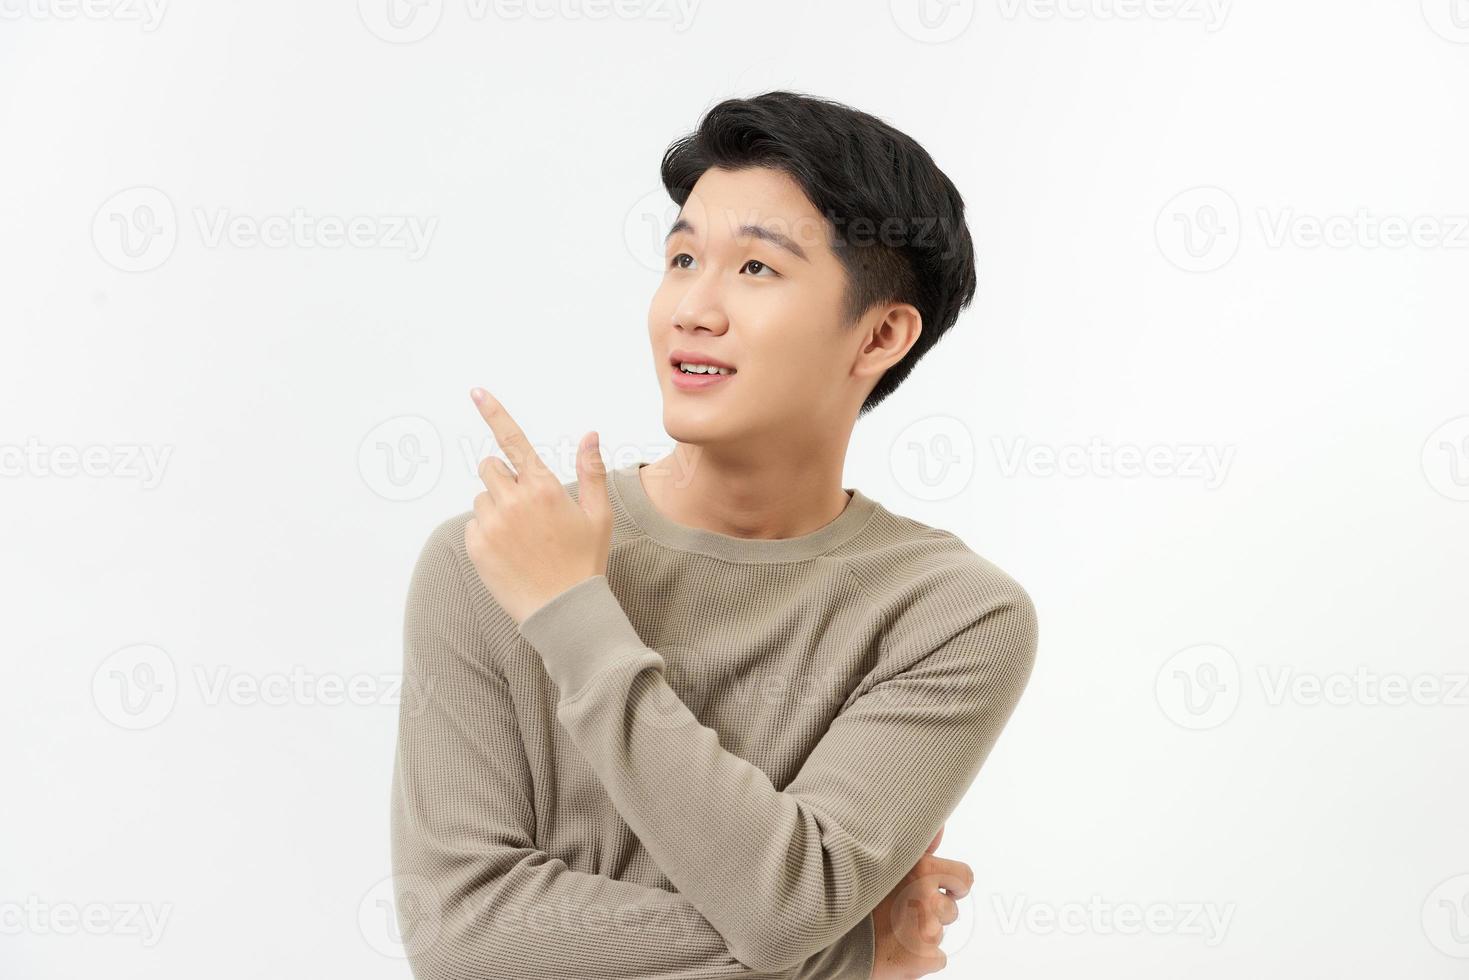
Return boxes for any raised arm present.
[516,570,1038,974]
[389,522,874,980]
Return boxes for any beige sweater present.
[389,461,1038,979]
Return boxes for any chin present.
[661,403,737,447]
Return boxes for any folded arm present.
[390,523,873,980]
[517,570,1038,974]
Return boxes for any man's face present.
[648,165,865,450]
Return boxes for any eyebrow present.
[664,217,810,263]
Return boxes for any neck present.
[638,443,853,541]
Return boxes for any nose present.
[671,275,729,336]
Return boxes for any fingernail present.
[470,387,486,404]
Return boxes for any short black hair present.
[660,90,978,416]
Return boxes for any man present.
[389,90,1038,979]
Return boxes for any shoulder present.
[405,510,522,662]
[845,504,1036,619]
[419,509,476,567]
[841,504,1038,668]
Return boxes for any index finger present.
[470,387,546,478]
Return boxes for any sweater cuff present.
[517,574,651,698]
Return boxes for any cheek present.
[647,288,671,339]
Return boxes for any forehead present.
[674,165,832,253]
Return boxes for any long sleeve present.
[389,525,875,980]
[517,571,1038,974]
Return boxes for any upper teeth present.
[678,362,732,375]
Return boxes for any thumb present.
[925,824,944,855]
[577,431,610,524]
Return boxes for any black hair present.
[659,90,978,415]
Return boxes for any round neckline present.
[609,462,878,563]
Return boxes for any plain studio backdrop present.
[2,2,1467,977]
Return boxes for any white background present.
[3,1,1467,977]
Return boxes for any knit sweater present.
[389,461,1038,979]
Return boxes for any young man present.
[389,91,1038,979]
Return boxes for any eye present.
[666,253,779,276]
